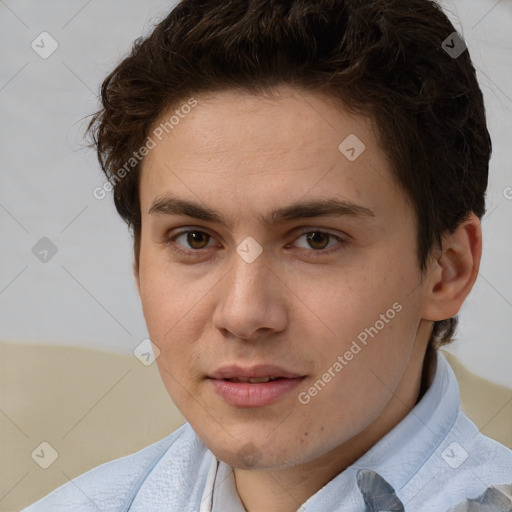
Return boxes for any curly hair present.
[87,0,491,349]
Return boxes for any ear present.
[421,212,482,321]
[133,259,141,297]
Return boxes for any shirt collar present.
[200,457,246,512]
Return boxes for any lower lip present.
[209,377,305,407]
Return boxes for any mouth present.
[209,364,305,381]
[208,364,306,407]
[222,376,283,383]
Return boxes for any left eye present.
[292,231,341,251]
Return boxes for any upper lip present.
[209,364,304,380]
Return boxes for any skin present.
[133,86,481,511]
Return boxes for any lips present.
[225,376,280,383]
[208,364,306,407]
[209,364,304,381]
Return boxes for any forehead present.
[139,87,408,227]
[147,87,376,163]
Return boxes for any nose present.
[212,252,288,341]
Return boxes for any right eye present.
[165,229,219,257]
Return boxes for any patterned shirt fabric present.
[22,351,512,512]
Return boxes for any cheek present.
[138,258,204,339]
[138,268,202,395]
[297,270,399,347]
[137,254,218,339]
[300,267,421,389]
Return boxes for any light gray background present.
[1,0,511,387]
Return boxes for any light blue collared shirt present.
[23,351,512,511]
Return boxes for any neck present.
[233,338,436,512]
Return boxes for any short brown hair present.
[87,0,491,349]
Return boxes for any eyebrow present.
[148,195,375,228]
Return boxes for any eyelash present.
[164,228,348,259]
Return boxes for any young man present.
[23,0,511,510]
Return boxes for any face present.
[135,86,432,470]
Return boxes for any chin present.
[222,441,266,469]
[207,434,312,471]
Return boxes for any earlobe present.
[422,213,482,321]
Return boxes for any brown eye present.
[305,232,331,250]
[186,231,211,249]
[291,229,347,258]
[166,229,216,256]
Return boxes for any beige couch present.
[1,341,510,512]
